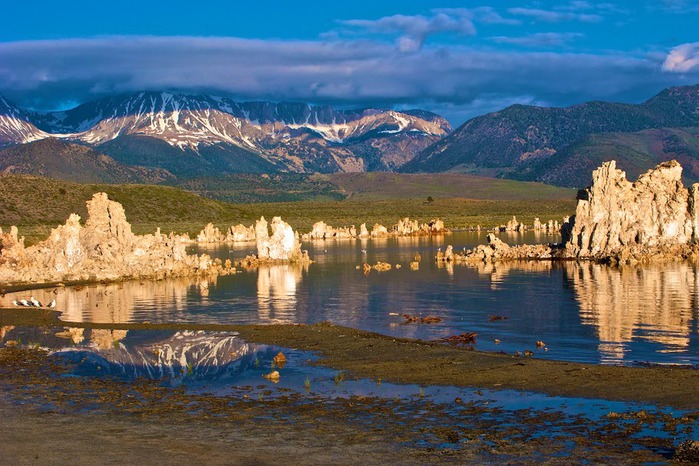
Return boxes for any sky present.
[1,1,699,127]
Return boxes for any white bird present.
[30,296,42,307]
[12,300,20,306]
[47,299,56,308]
[361,249,367,254]
[19,299,30,307]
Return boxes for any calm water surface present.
[4,231,698,366]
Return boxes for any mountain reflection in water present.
[1,232,697,365]
[55,330,255,382]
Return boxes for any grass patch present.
[0,174,577,245]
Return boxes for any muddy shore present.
[2,307,697,409]
[1,308,698,464]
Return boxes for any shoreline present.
[2,308,697,409]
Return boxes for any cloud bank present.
[0,35,691,126]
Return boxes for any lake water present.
[4,231,698,366]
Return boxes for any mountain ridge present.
[0,138,175,184]
[0,91,450,175]
[402,84,699,186]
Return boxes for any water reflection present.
[55,329,254,382]
[256,263,308,323]
[567,262,698,363]
[470,260,554,290]
[0,277,214,324]
[0,231,696,365]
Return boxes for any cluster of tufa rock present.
[195,223,256,243]
[237,216,311,267]
[532,217,563,233]
[440,160,699,265]
[561,160,699,262]
[436,235,552,263]
[303,217,446,241]
[255,216,309,262]
[0,193,234,284]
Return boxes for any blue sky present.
[2,1,699,126]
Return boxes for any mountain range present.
[1,85,699,189]
[402,84,699,187]
[0,92,450,176]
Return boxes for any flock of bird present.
[12,297,56,308]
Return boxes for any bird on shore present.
[12,300,20,306]
[30,296,42,307]
[19,299,31,307]
[47,299,56,308]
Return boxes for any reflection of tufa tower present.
[8,277,214,325]
[568,262,695,362]
[256,264,306,322]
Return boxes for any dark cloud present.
[0,36,689,126]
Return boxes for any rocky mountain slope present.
[402,84,699,187]
[0,92,451,176]
[0,138,174,184]
[0,96,48,148]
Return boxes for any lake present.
[4,231,698,366]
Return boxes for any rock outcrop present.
[306,221,356,240]
[304,217,447,241]
[393,217,446,236]
[503,216,525,232]
[195,222,256,243]
[436,234,553,263]
[562,160,699,262]
[196,223,226,243]
[227,224,256,242]
[443,160,699,265]
[0,193,232,284]
[254,216,310,263]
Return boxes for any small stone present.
[273,352,287,368]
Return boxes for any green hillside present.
[0,174,577,245]
[520,127,699,187]
[325,172,574,200]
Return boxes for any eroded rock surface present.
[254,216,310,263]
[442,160,699,264]
[437,234,553,264]
[306,221,356,240]
[304,217,447,241]
[562,160,699,262]
[196,223,256,243]
[0,193,231,284]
